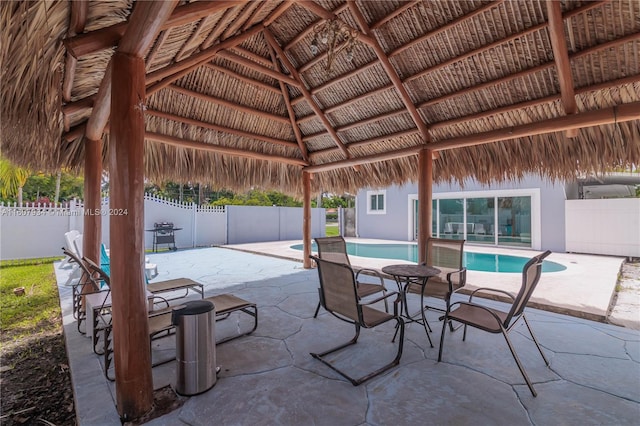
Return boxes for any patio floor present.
[55,244,640,425]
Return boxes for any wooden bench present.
[103,293,258,380]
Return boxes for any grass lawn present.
[0,258,61,341]
[326,223,339,237]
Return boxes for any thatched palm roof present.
[1,0,639,195]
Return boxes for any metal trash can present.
[171,300,216,395]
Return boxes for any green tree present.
[0,158,30,205]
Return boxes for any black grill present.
[148,222,180,252]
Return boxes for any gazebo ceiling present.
[1,0,639,195]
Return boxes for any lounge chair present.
[312,236,389,317]
[61,247,105,333]
[60,230,81,269]
[438,250,552,396]
[83,259,257,370]
[309,255,404,386]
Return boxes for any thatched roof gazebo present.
[2,0,639,420]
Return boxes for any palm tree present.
[0,158,30,206]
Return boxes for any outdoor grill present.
[148,222,181,252]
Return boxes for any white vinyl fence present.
[0,194,325,260]
[565,198,640,257]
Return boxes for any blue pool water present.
[291,242,566,273]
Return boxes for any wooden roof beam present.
[267,44,309,162]
[167,84,291,125]
[65,1,246,58]
[85,1,178,141]
[263,28,351,160]
[348,0,430,142]
[264,1,294,26]
[146,109,299,149]
[146,24,265,96]
[62,0,88,103]
[304,101,640,173]
[284,3,349,50]
[291,1,608,105]
[228,46,274,69]
[200,5,240,50]
[242,1,271,31]
[217,50,300,86]
[222,1,262,39]
[145,30,171,71]
[203,63,281,95]
[174,16,213,63]
[370,0,421,30]
[547,0,578,138]
[147,132,306,167]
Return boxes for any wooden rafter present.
[370,0,420,30]
[85,1,179,141]
[62,0,88,131]
[266,43,309,161]
[304,101,640,173]
[222,1,261,39]
[65,1,246,58]
[546,0,578,138]
[145,30,171,71]
[264,0,294,27]
[263,28,351,159]
[146,132,306,166]
[242,0,271,31]
[203,63,281,94]
[295,31,640,142]
[200,4,240,50]
[146,25,265,95]
[228,46,274,69]
[217,50,299,86]
[290,1,607,106]
[146,109,299,149]
[348,1,430,142]
[174,16,213,62]
[167,84,291,125]
[304,74,640,159]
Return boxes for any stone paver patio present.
[56,246,640,425]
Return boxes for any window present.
[367,190,386,214]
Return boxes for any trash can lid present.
[171,300,214,324]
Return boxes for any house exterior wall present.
[356,175,567,252]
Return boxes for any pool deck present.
[224,238,625,322]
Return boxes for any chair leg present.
[313,288,322,318]
[522,315,549,366]
[438,312,449,362]
[311,320,404,386]
[502,328,537,397]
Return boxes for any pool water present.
[291,242,566,273]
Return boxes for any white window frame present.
[366,190,386,215]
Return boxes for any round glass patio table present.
[382,264,441,348]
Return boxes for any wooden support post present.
[82,137,102,269]
[303,171,312,269]
[417,149,433,264]
[109,51,153,420]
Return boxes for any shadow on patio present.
[56,247,640,425]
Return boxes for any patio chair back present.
[312,255,360,322]
[425,238,466,288]
[315,236,351,266]
[312,236,389,318]
[505,250,552,326]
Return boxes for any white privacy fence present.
[0,194,325,260]
[565,198,640,257]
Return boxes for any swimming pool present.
[290,242,566,273]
